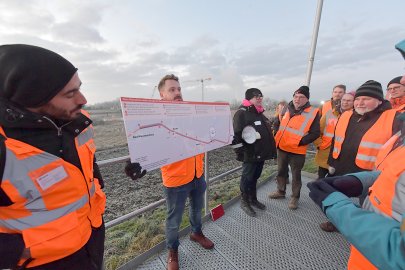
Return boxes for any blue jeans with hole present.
[164,175,206,250]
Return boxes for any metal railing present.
[98,152,243,229]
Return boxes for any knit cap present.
[355,80,384,101]
[293,86,310,99]
[0,44,77,108]
[245,88,263,100]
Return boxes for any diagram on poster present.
[120,97,234,171]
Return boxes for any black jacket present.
[328,100,397,176]
[0,99,104,269]
[232,104,277,162]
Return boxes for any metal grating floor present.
[133,175,350,270]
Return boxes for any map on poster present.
[120,97,234,171]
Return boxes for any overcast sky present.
[1,0,404,105]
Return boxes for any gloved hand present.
[328,166,335,175]
[307,181,337,211]
[321,176,362,197]
[124,161,146,181]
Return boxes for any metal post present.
[200,77,211,215]
[204,154,209,215]
[201,79,204,101]
[305,0,324,87]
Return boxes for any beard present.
[355,107,374,115]
[39,103,83,120]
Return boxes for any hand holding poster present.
[120,97,234,171]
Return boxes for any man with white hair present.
[320,80,397,232]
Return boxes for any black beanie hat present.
[293,85,310,99]
[0,44,77,108]
[355,80,384,101]
[245,88,263,100]
[387,76,402,88]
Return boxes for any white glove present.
[328,166,335,175]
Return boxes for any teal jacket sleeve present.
[323,192,405,270]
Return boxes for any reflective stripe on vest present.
[321,100,332,116]
[0,134,97,231]
[275,106,319,154]
[0,112,105,267]
[319,109,338,150]
[375,132,401,170]
[348,142,405,270]
[332,109,396,170]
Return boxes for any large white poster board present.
[120,97,234,171]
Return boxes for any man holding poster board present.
[158,74,215,270]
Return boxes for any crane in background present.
[183,77,212,101]
[151,85,157,98]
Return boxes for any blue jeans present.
[164,176,206,250]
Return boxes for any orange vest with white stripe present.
[161,154,204,187]
[347,134,405,270]
[0,112,105,268]
[275,106,319,154]
[321,100,332,116]
[332,109,396,170]
[319,109,339,150]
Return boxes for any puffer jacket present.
[232,104,277,162]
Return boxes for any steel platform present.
[123,174,350,269]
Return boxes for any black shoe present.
[241,194,256,217]
[250,199,266,210]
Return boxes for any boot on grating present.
[288,197,298,210]
[240,193,256,217]
[249,188,266,210]
[167,249,179,270]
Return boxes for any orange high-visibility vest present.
[319,109,339,150]
[0,112,105,268]
[347,136,405,270]
[161,153,204,187]
[275,106,319,154]
[332,109,396,170]
[321,100,332,116]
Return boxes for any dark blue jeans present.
[164,176,206,250]
[240,161,265,194]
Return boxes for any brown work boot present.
[288,197,298,210]
[167,249,179,270]
[268,190,286,199]
[320,221,338,232]
[190,232,214,249]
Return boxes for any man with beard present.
[314,85,347,179]
[157,74,214,270]
[0,44,106,269]
[307,39,405,270]
[319,80,398,232]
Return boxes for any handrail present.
[98,153,243,230]
[100,150,315,230]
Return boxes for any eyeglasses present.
[387,85,404,92]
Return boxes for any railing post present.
[204,152,209,215]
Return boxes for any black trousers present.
[24,222,105,270]
[240,161,265,194]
